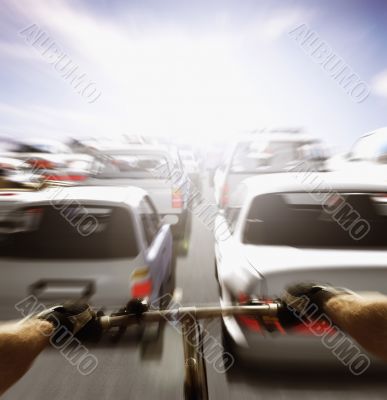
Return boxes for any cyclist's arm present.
[0,319,54,395]
[325,294,387,360]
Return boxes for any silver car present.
[0,186,174,320]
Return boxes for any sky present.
[1,0,387,151]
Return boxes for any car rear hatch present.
[0,203,144,319]
[236,246,387,338]
[0,257,144,320]
[244,245,387,298]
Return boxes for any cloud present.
[0,102,110,138]
[372,69,387,98]
[260,11,309,41]
[0,41,40,61]
[0,1,349,147]
[243,9,313,43]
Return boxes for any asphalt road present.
[4,176,387,400]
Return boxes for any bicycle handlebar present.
[95,301,282,400]
[98,302,280,330]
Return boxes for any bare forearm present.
[0,319,54,395]
[325,294,387,361]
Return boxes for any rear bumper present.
[223,315,377,367]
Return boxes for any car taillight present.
[290,320,336,336]
[130,267,152,298]
[237,294,335,336]
[172,188,183,208]
[67,175,87,181]
[27,159,56,170]
[237,294,285,335]
[221,183,229,208]
[43,174,69,181]
[43,174,86,182]
[131,281,152,298]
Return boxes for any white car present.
[0,186,174,319]
[84,144,190,238]
[214,131,327,208]
[0,137,94,183]
[328,127,387,181]
[215,173,387,363]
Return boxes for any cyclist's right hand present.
[279,282,352,324]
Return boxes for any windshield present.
[96,153,171,179]
[349,133,387,161]
[230,140,317,174]
[244,192,387,248]
[0,205,139,259]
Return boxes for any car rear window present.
[0,205,139,259]
[243,192,387,248]
[96,153,171,179]
[230,140,315,174]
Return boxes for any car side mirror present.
[243,219,265,244]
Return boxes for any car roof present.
[234,133,319,144]
[29,186,147,208]
[240,171,387,199]
[359,127,387,139]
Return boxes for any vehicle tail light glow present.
[131,280,152,298]
[67,175,87,181]
[27,159,57,170]
[172,188,183,208]
[221,183,229,208]
[237,294,335,336]
[43,174,86,182]
[237,294,285,335]
[130,267,152,298]
[290,320,336,336]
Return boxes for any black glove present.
[111,298,149,317]
[125,298,149,318]
[36,301,103,341]
[278,282,352,326]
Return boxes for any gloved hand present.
[111,298,149,319]
[126,298,149,316]
[278,282,352,326]
[36,301,103,341]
